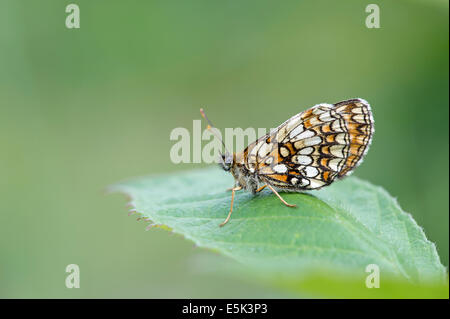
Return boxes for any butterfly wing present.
[244,98,374,190]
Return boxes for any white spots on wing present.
[289,124,304,139]
[291,177,298,185]
[258,142,271,157]
[300,178,310,187]
[286,116,302,133]
[279,146,290,157]
[329,158,343,171]
[273,164,288,173]
[293,155,312,165]
[303,136,322,147]
[250,140,264,157]
[308,117,321,127]
[352,114,367,124]
[298,146,314,155]
[304,166,319,177]
[295,129,315,141]
[335,133,347,145]
[351,107,363,114]
[312,104,333,115]
[294,135,322,149]
[275,127,288,142]
[309,179,325,189]
[265,157,273,165]
[331,119,345,132]
[312,107,325,115]
[248,154,257,165]
[319,111,333,122]
[335,105,348,113]
[293,141,303,149]
[330,144,346,158]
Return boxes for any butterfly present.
[200,98,374,227]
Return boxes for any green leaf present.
[110,167,447,297]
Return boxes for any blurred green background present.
[0,0,448,298]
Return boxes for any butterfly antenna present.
[200,108,230,154]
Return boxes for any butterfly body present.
[202,98,374,226]
[228,152,260,194]
[223,98,374,194]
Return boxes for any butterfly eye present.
[224,153,233,164]
[218,153,232,171]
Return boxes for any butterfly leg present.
[226,183,241,191]
[266,184,297,207]
[220,186,243,227]
[255,185,267,193]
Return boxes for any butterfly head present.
[219,152,233,171]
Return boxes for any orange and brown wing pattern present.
[244,98,374,190]
[332,99,374,177]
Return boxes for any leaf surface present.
[111,167,446,295]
